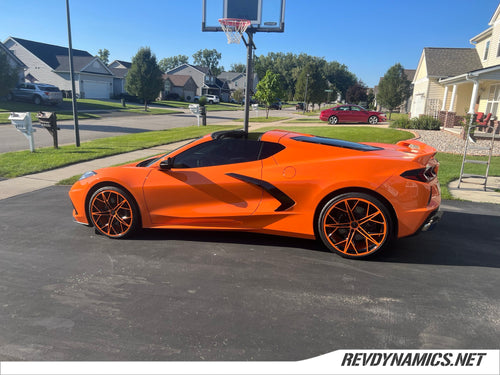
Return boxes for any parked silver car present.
[7,83,63,105]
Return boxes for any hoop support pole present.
[243,30,256,134]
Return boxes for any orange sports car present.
[69,129,441,258]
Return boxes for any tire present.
[368,115,379,125]
[7,93,13,101]
[317,192,392,258]
[328,116,338,125]
[89,186,140,239]
[33,96,42,105]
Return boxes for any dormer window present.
[483,40,490,60]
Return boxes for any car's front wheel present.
[7,93,13,101]
[328,116,338,125]
[317,192,393,258]
[368,115,379,124]
[89,186,140,238]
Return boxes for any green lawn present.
[238,116,291,123]
[0,125,239,179]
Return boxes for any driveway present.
[0,187,498,360]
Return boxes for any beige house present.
[411,3,500,129]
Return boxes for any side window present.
[173,139,262,168]
[27,84,35,90]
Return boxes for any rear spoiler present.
[396,139,437,164]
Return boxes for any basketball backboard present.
[202,0,286,33]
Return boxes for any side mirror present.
[159,157,174,170]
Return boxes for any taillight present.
[401,165,438,182]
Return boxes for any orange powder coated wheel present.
[89,187,139,238]
[318,193,392,258]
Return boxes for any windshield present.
[136,138,198,167]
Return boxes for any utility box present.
[9,112,36,152]
[37,111,60,149]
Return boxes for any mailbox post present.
[189,104,201,126]
[9,112,36,152]
[252,103,259,118]
[37,111,60,149]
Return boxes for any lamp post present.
[303,73,309,115]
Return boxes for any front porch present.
[438,65,500,133]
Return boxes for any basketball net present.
[218,18,251,44]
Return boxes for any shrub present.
[390,115,441,130]
[198,96,207,106]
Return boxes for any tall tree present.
[0,51,19,97]
[295,62,328,110]
[230,63,246,73]
[324,61,357,102]
[377,63,412,119]
[159,55,189,73]
[254,70,284,118]
[346,81,368,104]
[96,48,110,65]
[192,49,222,75]
[125,47,164,111]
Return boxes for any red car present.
[320,104,387,125]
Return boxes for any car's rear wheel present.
[368,115,378,124]
[328,116,338,125]
[7,93,13,101]
[33,96,42,105]
[89,186,139,238]
[318,193,392,258]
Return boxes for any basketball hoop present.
[218,18,251,44]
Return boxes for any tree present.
[295,62,328,111]
[159,55,189,73]
[192,49,222,75]
[324,61,358,102]
[254,70,284,118]
[230,63,246,73]
[96,48,110,65]
[377,63,412,119]
[125,47,164,111]
[346,81,368,104]
[0,51,19,97]
[232,88,244,104]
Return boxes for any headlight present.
[78,171,97,181]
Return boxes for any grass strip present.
[0,125,239,179]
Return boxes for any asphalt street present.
[0,110,245,153]
[0,187,498,361]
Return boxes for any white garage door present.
[83,81,110,99]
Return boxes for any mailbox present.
[9,112,35,152]
[37,111,59,149]
[189,104,201,126]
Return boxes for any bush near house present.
[390,115,441,130]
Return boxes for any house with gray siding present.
[108,60,131,97]
[0,42,26,84]
[4,37,114,99]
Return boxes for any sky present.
[2,0,500,88]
